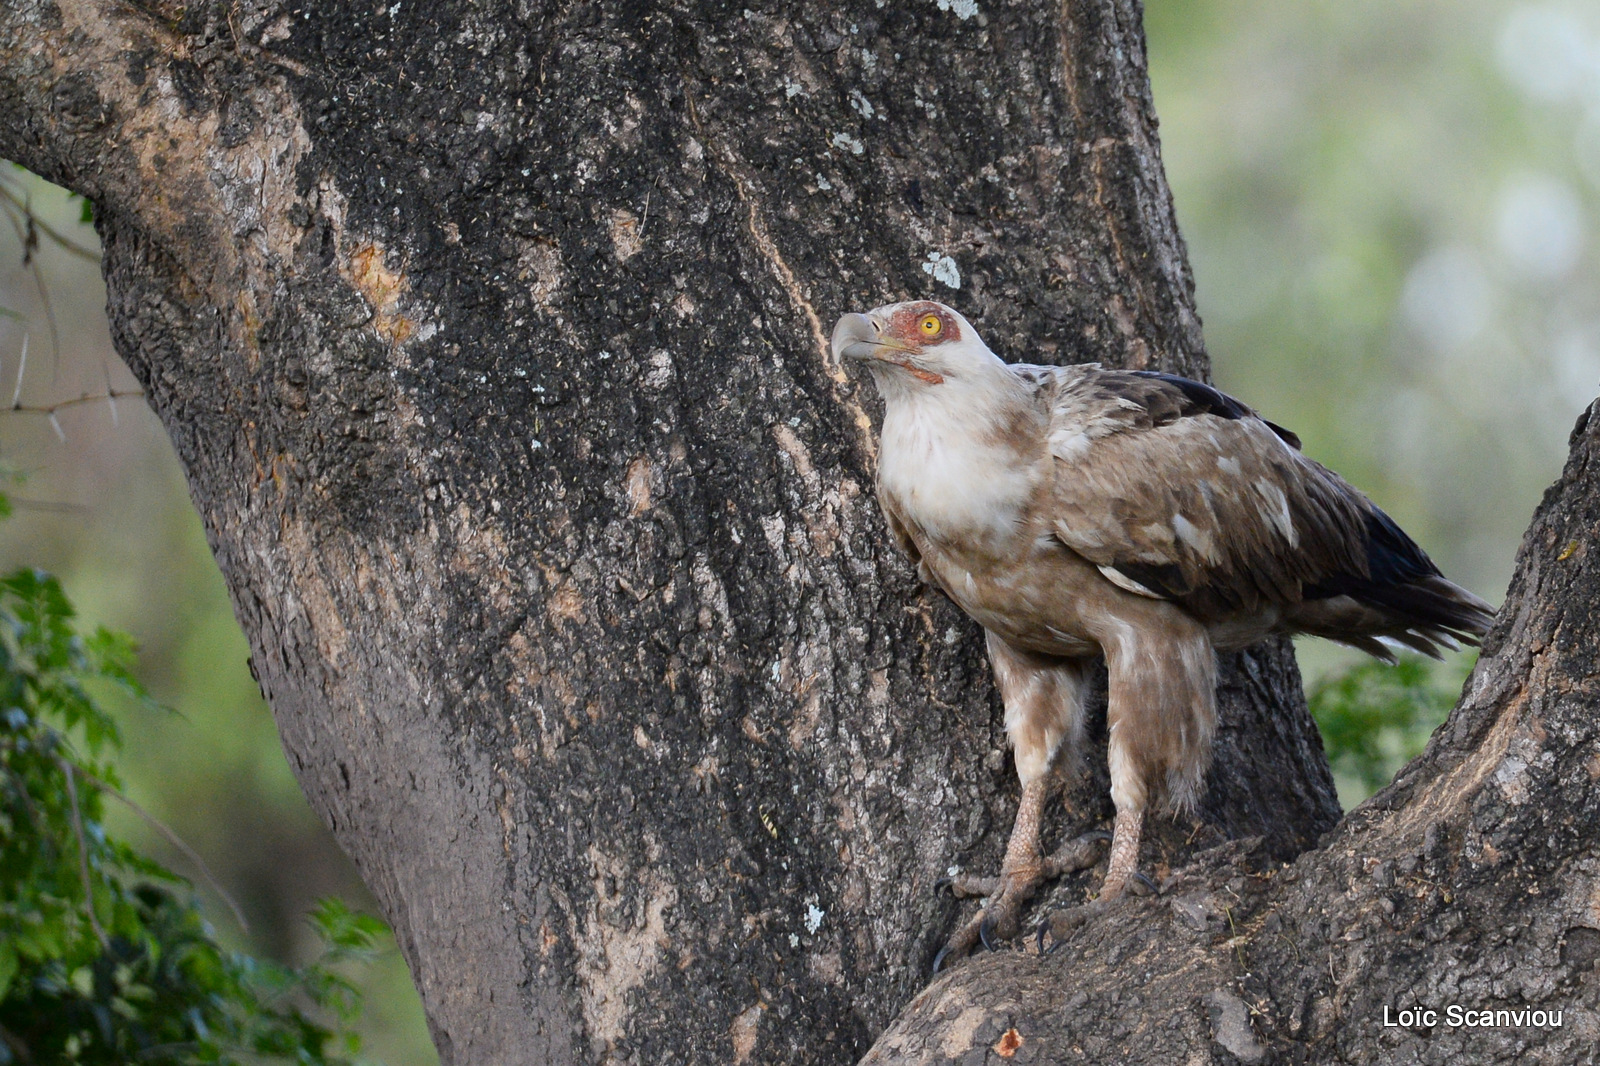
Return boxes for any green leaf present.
[1310,655,1468,801]
[68,964,93,996]
[0,941,18,999]
[0,523,392,1064]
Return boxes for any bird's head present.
[830,300,1002,390]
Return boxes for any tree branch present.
[76,766,251,935]
[59,758,111,951]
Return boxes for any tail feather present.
[1302,576,1494,662]
[1353,574,1496,647]
[1296,504,1496,660]
[1323,624,1453,665]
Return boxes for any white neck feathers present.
[872,357,1042,550]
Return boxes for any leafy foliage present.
[1309,655,1468,802]
[0,549,385,1064]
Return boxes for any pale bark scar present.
[539,565,588,626]
[625,456,653,515]
[1386,669,1535,841]
[576,845,677,1054]
[345,242,416,344]
[730,1003,763,1064]
[787,690,823,750]
[683,96,878,465]
[608,208,643,261]
[939,1005,990,1057]
[772,424,844,554]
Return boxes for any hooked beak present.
[830,312,909,365]
[829,311,946,386]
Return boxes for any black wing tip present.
[1307,507,1443,597]
[1364,507,1443,586]
[1262,419,1302,450]
[1111,560,1189,600]
[1335,577,1496,655]
[1307,506,1495,647]
[1127,371,1250,420]
[1125,370,1303,448]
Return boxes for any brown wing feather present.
[881,500,922,565]
[881,491,947,590]
[1037,365,1373,621]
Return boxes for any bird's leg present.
[1097,805,1143,900]
[936,778,1108,968]
[943,776,1045,900]
[937,777,1046,964]
[996,774,1049,887]
[935,636,1097,970]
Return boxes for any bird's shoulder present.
[1008,362,1302,454]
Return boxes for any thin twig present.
[33,267,59,388]
[0,185,99,262]
[77,768,251,934]
[10,332,26,408]
[21,205,36,264]
[0,199,29,268]
[639,173,661,240]
[60,758,112,950]
[1225,905,1248,971]
[225,0,252,67]
[0,201,61,382]
[7,498,88,514]
[0,759,47,838]
[100,346,118,427]
[6,387,144,418]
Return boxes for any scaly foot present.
[932,829,1108,971]
[1034,871,1159,953]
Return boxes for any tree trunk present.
[1,1,1352,1062]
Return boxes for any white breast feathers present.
[876,382,1041,550]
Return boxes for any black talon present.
[1035,920,1050,955]
[978,913,999,952]
[1132,871,1159,896]
[931,944,955,974]
[934,876,954,894]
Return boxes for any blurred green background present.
[0,0,1592,1056]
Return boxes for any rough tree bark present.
[8,0,1546,1063]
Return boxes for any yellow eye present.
[919,314,943,338]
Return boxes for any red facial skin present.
[877,302,961,385]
